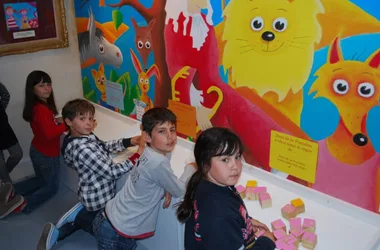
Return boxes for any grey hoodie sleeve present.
[153,162,196,198]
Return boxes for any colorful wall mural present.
[74,0,380,214]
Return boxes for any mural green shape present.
[108,70,140,115]
[82,76,96,103]
[112,10,123,31]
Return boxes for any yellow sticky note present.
[168,100,197,139]
[269,131,318,183]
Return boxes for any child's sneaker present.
[0,182,13,204]
[12,199,27,214]
[0,195,24,219]
[56,202,83,229]
[37,223,59,250]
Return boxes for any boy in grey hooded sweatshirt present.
[93,107,196,250]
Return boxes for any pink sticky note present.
[272,219,286,230]
[236,185,246,193]
[289,218,302,230]
[302,231,317,243]
[282,204,296,214]
[275,239,287,249]
[290,227,304,239]
[303,218,316,229]
[282,244,297,250]
[283,234,297,246]
[254,186,267,194]
[246,187,256,200]
[259,192,271,201]
[273,229,286,240]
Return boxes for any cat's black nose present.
[262,31,275,42]
[353,133,368,146]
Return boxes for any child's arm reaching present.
[201,216,275,250]
[153,162,197,198]
[103,135,141,153]
[0,82,10,110]
[78,144,140,180]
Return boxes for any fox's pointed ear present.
[366,49,380,69]
[328,37,343,64]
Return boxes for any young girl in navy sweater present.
[177,127,276,250]
[0,71,67,218]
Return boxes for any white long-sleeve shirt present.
[105,146,196,238]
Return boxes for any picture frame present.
[0,0,68,57]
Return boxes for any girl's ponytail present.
[176,170,203,223]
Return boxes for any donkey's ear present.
[130,49,143,74]
[328,37,343,64]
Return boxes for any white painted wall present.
[0,0,83,180]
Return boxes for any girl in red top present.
[0,70,67,218]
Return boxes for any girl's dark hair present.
[176,127,244,223]
[22,70,58,122]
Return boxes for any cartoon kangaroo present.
[92,63,127,113]
[78,8,123,68]
[130,49,160,111]
[131,18,155,70]
[310,37,380,213]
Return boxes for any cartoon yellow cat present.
[222,0,324,126]
[92,63,107,104]
[91,63,125,112]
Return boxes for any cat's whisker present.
[356,51,365,61]
[293,36,311,39]
[236,38,249,42]
[240,48,255,54]
[240,44,253,48]
[290,40,309,45]
[351,52,358,60]
[288,45,306,50]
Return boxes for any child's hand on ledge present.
[162,191,172,209]
[136,133,146,155]
[131,135,141,146]
[187,162,197,170]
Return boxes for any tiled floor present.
[0,183,97,250]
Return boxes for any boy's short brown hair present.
[62,99,95,124]
[141,108,177,136]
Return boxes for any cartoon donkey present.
[78,8,123,68]
[131,18,156,71]
[130,48,160,111]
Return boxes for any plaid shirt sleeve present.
[103,138,126,154]
[77,143,139,180]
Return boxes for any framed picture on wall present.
[0,0,68,57]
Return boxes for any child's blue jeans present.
[93,210,137,250]
[14,144,60,213]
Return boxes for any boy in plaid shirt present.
[37,99,144,250]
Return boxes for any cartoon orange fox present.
[310,37,380,213]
